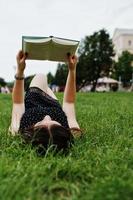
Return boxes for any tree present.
[54,63,68,86]
[6,81,14,88]
[114,51,133,87]
[47,72,55,85]
[77,29,115,91]
[0,77,6,86]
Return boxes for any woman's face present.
[34,115,61,128]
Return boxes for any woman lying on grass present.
[9,50,82,154]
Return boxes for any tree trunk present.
[91,81,97,92]
[77,80,88,91]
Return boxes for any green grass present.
[0,92,133,200]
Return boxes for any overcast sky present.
[0,0,133,82]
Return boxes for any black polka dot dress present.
[19,87,69,131]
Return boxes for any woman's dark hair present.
[20,125,73,155]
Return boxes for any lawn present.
[0,92,133,200]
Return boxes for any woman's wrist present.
[16,68,24,76]
[68,63,77,71]
[15,70,24,78]
[15,74,24,80]
[69,68,76,73]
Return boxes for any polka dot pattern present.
[19,87,69,130]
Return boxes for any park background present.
[0,0,133,86]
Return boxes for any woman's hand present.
[16,50,27,74]
[67,54,78,71]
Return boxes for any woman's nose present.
[43,115,51,121]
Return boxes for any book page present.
[24,38,51,43]
[23,40,51,60]
[49,42,78,62]
[52,37,79,45]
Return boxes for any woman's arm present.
[12,51,27,103]
[63,55,80,129]
[10,51,27,135]
[63,55,77,103]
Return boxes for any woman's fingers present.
[67,53,74,62]
[17,50,27,59]
[16,50,27,71]
[66,53,78,71]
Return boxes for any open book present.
[22,36,79,62]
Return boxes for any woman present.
[9,50,82,154]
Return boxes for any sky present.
[0,0,133,82]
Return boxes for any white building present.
[113,28,133,61]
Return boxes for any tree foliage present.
[47,72,55,85]
[6,81,14,88]
[0,77,6,86]
[54,63,68,86]
[77,29,115,91]
[114,51,133,87]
